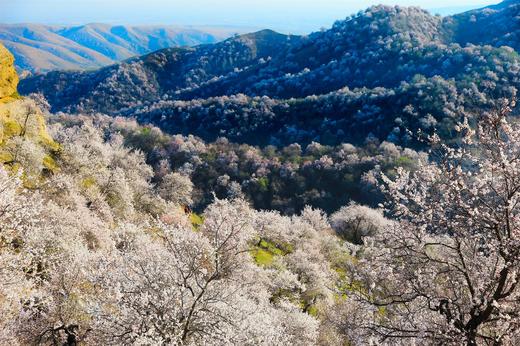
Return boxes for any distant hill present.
[19,1,520,147]
[19,29,300,114]
[0,24,253,73]
[444,0,520,51]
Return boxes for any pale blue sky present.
[1,0,500,33]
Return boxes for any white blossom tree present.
[157,171,194,206]
[329,203,391,244]
[0,168,42,344]
[346,101,520,345]
[87,198,319,345]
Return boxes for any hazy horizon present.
[2,0,500,33]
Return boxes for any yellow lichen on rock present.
[0,44,60,181]
[0,99,58,147]
[0,43,19,104]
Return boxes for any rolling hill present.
[0,24,252,73]
[19,1,520,147]
[445,0,520,51]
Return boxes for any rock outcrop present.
[0,44,59,179]
[0,43,19,103]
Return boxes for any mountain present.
[0,24,252,73]
[19,1,520,147]
[19,29,300,114]
[444,0,520,51]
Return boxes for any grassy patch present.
[257,177,269,192]
[395,156,414,168]
[81,177,97,189]
[251,238,293,267]
[251,248,274,266]
[190,212,204,230]
[259,239,284,256]
[306,304,319,317]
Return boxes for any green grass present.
[257,177,269,192]
[251,248,274,266]
[307,304,319,317]
[395,156,414,168]
[251,238,293,267]
[259,239,283,255]
[190,212,204,230]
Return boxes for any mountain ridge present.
[19,1,520,147]
[0,23,254,73]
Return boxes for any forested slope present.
[19,2,520,147]
[2,1,520,341]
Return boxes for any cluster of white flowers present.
[341,100,520,344]
[0,113,354,344]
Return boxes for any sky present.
[1,0,501,33]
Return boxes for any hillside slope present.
[19,29,300,114]
[444,0,520,51]
[0,24,251,73]
[18,1,520,147]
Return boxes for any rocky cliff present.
[0,43,19,103]
[0,43,58,179]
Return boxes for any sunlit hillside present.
[1,0,520,344]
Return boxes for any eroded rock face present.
[0,44,57,156]
[0,43,19,102]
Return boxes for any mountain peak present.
[234,29,293,43]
